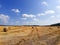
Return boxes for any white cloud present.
[56,6,60,9]
[22,21,40,25]
[21,18,27,20]
[42,1,48,6]
[11,9,20,13]
[38,10,55,16]
[37,13,45,16]
[22,14,36,18]
[0,14,10,24]
[33,18,40,22]
[45,10,55,14]
[51,15,55,18]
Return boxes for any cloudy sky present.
[0,0,60,25]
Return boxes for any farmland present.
[0,26,60,45]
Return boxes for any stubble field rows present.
[0,26,60,45]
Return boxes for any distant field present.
[0,26,60,45]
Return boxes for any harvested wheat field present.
[0,26,60,45]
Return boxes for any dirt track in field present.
[0,26,60,45]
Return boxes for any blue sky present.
[0,0,60,25]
